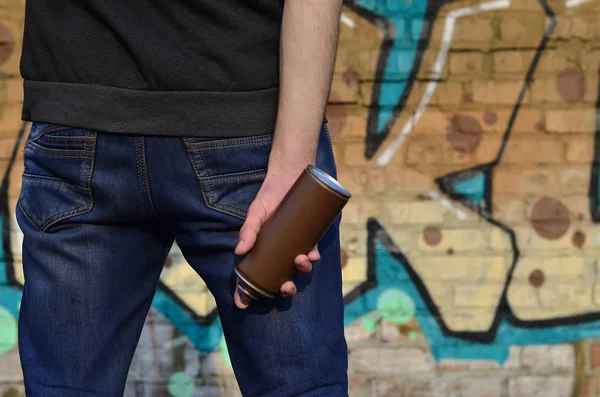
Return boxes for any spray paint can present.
[235,165,351,302]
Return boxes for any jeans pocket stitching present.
[203,169,267,182]
[28,142,95,158]
[18,174,93,232]
[183,138,267,221]
[183,137,215,209]
[323,123,337,171]
[185,134,273,149]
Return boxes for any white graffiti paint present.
[376,0,512,167]
[565,0,590,8]
[426,190,468,221]
[340,13,356,29]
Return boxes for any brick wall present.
[1,0,600,396]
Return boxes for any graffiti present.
[339,0,600,366]
[1,0,600,395]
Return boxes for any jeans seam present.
[183,137,213,209]
[18,175,93,232]
[323,123,337,171]
[202,169,267,182]
[183,137,247,220]
[27,142,96,158]
[185,134,273,149]
[80,134,96,190]
[134,137,159,219]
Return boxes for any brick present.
[418,228,488,253]
[493,50,535,74]
[571,16,600,40]
[553,16,571,40]
[415,255,509,281]
[453,17,494,44]
[493,197,527,227]
[508,376,574,397]
[385,167,432,193]
[521,345,553,369]
[337,168,367,196]
[472,80,529,105]
[437,359,499,372]
[538,282,593,310]
[453,283,504,308]
[583,50,600,74]
[0,351,22,382]
[498,15,547,48]
[494,139,563,164]
[592,285,600,307]
[530,77,596,105]
[380,320,402,343]
[514,256,587,280]
[580,377,590,397]
[410,109,448,136]
[545,109,596,134]
[0,385,24,397]
[441,307,496,332]
[404,382,434,397]
[406,139,474,166]
[367,167,386,194]
[407,201,445,224]
[566,139,595,163]
[559,166,591,195]
[494,167,561,196]
[537,47,581,74]
[507,282,542,309]
[427,81,464,108]
[342,197,385,225]
[340,228,367,256]
[417,45,450,81]
[503,346,523,369]
[371,379,403,397]
[5,77,21,102]
[449,51,488,75]
[550,345,575,370]
[343,143,368,166]
[452,108,542,135]
[350,49,381,78]
[344,317,375,344]
[0,0,25,9]
[0,103,26,137]
[382,200,410,225]
[349,347,434,374]
[444,377,504,397]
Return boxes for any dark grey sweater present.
[20,0,285,137]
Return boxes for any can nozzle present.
[236,278,259,305]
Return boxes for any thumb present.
[235,199,267,256]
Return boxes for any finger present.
[235,201,267,255]
[280,281,297,298]
[294,254,312,274]
[234,281,251,309]
[307,248,320,263]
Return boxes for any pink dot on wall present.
[0,23,14,66]
[556,68,586,104]
[446,115,482,153]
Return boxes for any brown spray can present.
[235,165,351,302]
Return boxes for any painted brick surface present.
[0,0,600,396]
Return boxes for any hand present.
[233,165,320,309]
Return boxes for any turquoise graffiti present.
[2,0,600,369]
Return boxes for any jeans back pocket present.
[184,134,273,219]
[18,123,97,232]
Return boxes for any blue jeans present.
[16,122,348,397]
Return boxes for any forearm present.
[268,0,342,171]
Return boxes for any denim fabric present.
[16,122,348,397]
